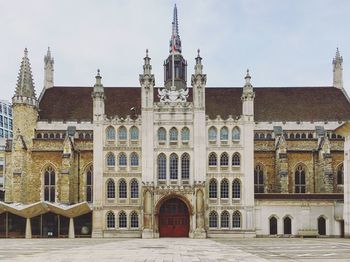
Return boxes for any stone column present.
[142,190,153,238]
[194,189,206,238]
[25,217,32,239]
[69,217,75,239]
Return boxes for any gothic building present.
[1,5,350,238]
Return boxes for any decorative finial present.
[245,69,251,78]
[146,49,149,57]
[24,48,28,57]
[197,49,200,57]
[97,69,100,76]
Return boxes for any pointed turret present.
[91,69,105,122]
[241,69,255,118]
[13,48,37,106]
[140,49,155,108]
[169,4,181,54]
[191,49,206,109]
[44,47,54,90]
[333,48,343,89]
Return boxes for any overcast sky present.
[0,0,349,101]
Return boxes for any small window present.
[118,126,127,140]
[220,179,229,199]
[337,163,344,185]
[158,128,166,142]
[106,211,115,229]
[208,153,217,166]
[232,127,240,140]
[107,179,115,198]
[158,154,166,179]
[130,211,139,228]
[119,211,127,228]
[181,153,190,179]
[181,127,190,141]
[232,211,241,228]
[44,166,55,202]
[169,127,178,141]
[208,126,217,141]
[86,165,93,203]
[221,211,229,228]
[254,164,264,193]
[232,153,240,166]
[130,126,139,140]
[209,211,218,228]
[220,127,228,141]
[232,179,241,199]
[130,152,139,166]
[220,153,229,166]
[106,153,115,166]
[106,126,115,140]
[295,165,306,193]
[209,179,217,198]
[119,153,127,166]
[119,180,127,198]
[130,179,139,198]
[170,153,178,179]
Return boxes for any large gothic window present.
[158,154,166,179]
[220,152,229,166]
[232,153,241,166]
[254,164,264,193]
[232,211,241,228]
[208,152,217,166]
[181,127,190,141]
[44,166,55,202]
[119,153,127,166]
[181,153,190,179]
[130,152,139,167]
[130,211,139,228]
[337,163,344,185]
[232,179,241,199]
[169,127,178,141]
[130,179,139,198]
[119,211,127,228]
[158,128,166,142]
[209,211,218,228]
[107,179,115,199]
[119,180,127,199]
[208,126,217,141]
[232,127,240,141]
[220,127,229,141]
[209,179,217,198]
[221,211,229,228]
[118,126,127,140]
[220,179,229,199]
[295,165,306,193]
[106,126,115,140]
[86,165,93,203]
[170,153,178,179]
[130,126,139,140]
[106,152,115,167]
[106,211,115,229]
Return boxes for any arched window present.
[119,153,127,166]
[254,133,259,139]
[86,165,93,203]
[232,211,241,228]
[295,133,301,139]
[119,211,127,228]
[181,127,190,141]
[106,126,115,140]
[169,127,178,141]
[290,133,295,139]
[158,154,166,179]
[269,216,278,235]
[106,179,115,198]
[331,133,337,139]
[318,216,326,235]
[130,152,139,167]
[208,153,217,166]
[254,164,264,193]
[119,180,127,199]
[85,133,91,140]
[301,133,306,139]
[181,153,190,179]
[337,163,344,185]
[130,211,139,228]
[220,127,228,141]
[44,166,55,202]
[118,126,127,140]
[44,133,49,139]
[55,133,61,139]
[220,179,229,199]
[158,128,166,142]
[170,153,178,179]
[232,127,240,140]
[220,153,229,166]
[130,179,139,198]
[232,179,241,199]
[106,153,115,166]
[259,133,265,139]
[50,133,56,139]
[221,211,229,228]
[208,126,217,141]
[209,179,217,198]
[37,133,42,139]
[232,153,240,166]
[283,216,292,235]
[130,126,139,140]
[209,211,218,228]
[295,165,306,193]
[308,133,313,139]
[106,211,115,229]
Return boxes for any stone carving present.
[158,87,188,102]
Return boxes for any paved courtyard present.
[0,238,350,261]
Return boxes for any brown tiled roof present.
[39,86,350,122]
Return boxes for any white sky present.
[0,0,349,101]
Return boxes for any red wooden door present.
[159,198,189,237]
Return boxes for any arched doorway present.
[283,217,292,235]
[159,197,189,237]
[269,216,278,235]
[318,216,326,236]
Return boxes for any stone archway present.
[157,196,190,237]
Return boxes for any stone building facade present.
[1,6,350,238]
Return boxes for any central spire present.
[169,4,182,54]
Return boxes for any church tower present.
[333,48,343,89]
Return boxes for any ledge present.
[254,193,343,200]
